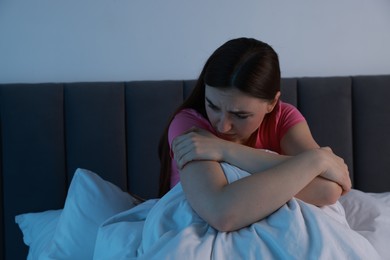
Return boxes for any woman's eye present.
[235,114,249,119]
[207,104,219,111]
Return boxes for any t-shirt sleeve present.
[278,102,306,140]
[168,109,214,149]
[167,109,214,188]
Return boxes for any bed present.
[1,75,390,259]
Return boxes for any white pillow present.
[15,209,62,260]
[93,199,159,259]
[40,168,139,260]
[339,189,390,259]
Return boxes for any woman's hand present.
[315,147,352,195]
[172,127,228,169]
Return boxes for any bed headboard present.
[1,75,390,259]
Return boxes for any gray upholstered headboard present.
[1,75,390,259]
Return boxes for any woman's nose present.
[217,114,232,133]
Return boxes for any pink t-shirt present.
[168,101,305,188]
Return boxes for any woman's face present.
[205,85,278,144]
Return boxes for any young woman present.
[158,37,351,232]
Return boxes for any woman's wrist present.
[221,142,290,173]
[220,140,236,163]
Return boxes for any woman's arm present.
[173,127,290,173]
[173,122,349,206]
[222,122,347,205]
[179,147,350,232]
[280,122,346,205]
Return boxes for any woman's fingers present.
[318,147,351,193]
[172,138,192,168]
[172,129,222,168]
[331,152,351,193]
[172,131,204,168]
[338,165,351,194]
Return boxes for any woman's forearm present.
[295,177,343,206]
[173,128,349,209]
[181,149,329,232]
[222,142,345,206]
[222,142,290,173]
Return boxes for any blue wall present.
[0,0,390,83]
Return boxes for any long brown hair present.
[158,37,281,197]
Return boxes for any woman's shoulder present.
[168,108,214,144]
[277,101,306,127]
[175,108,206,120]
[279,101,299,111]
[277,101,304,118]
[172,108,212,129]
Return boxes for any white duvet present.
[95,163,386,259]
[16,165,390,259]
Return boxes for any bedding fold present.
[93,163,382,259]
